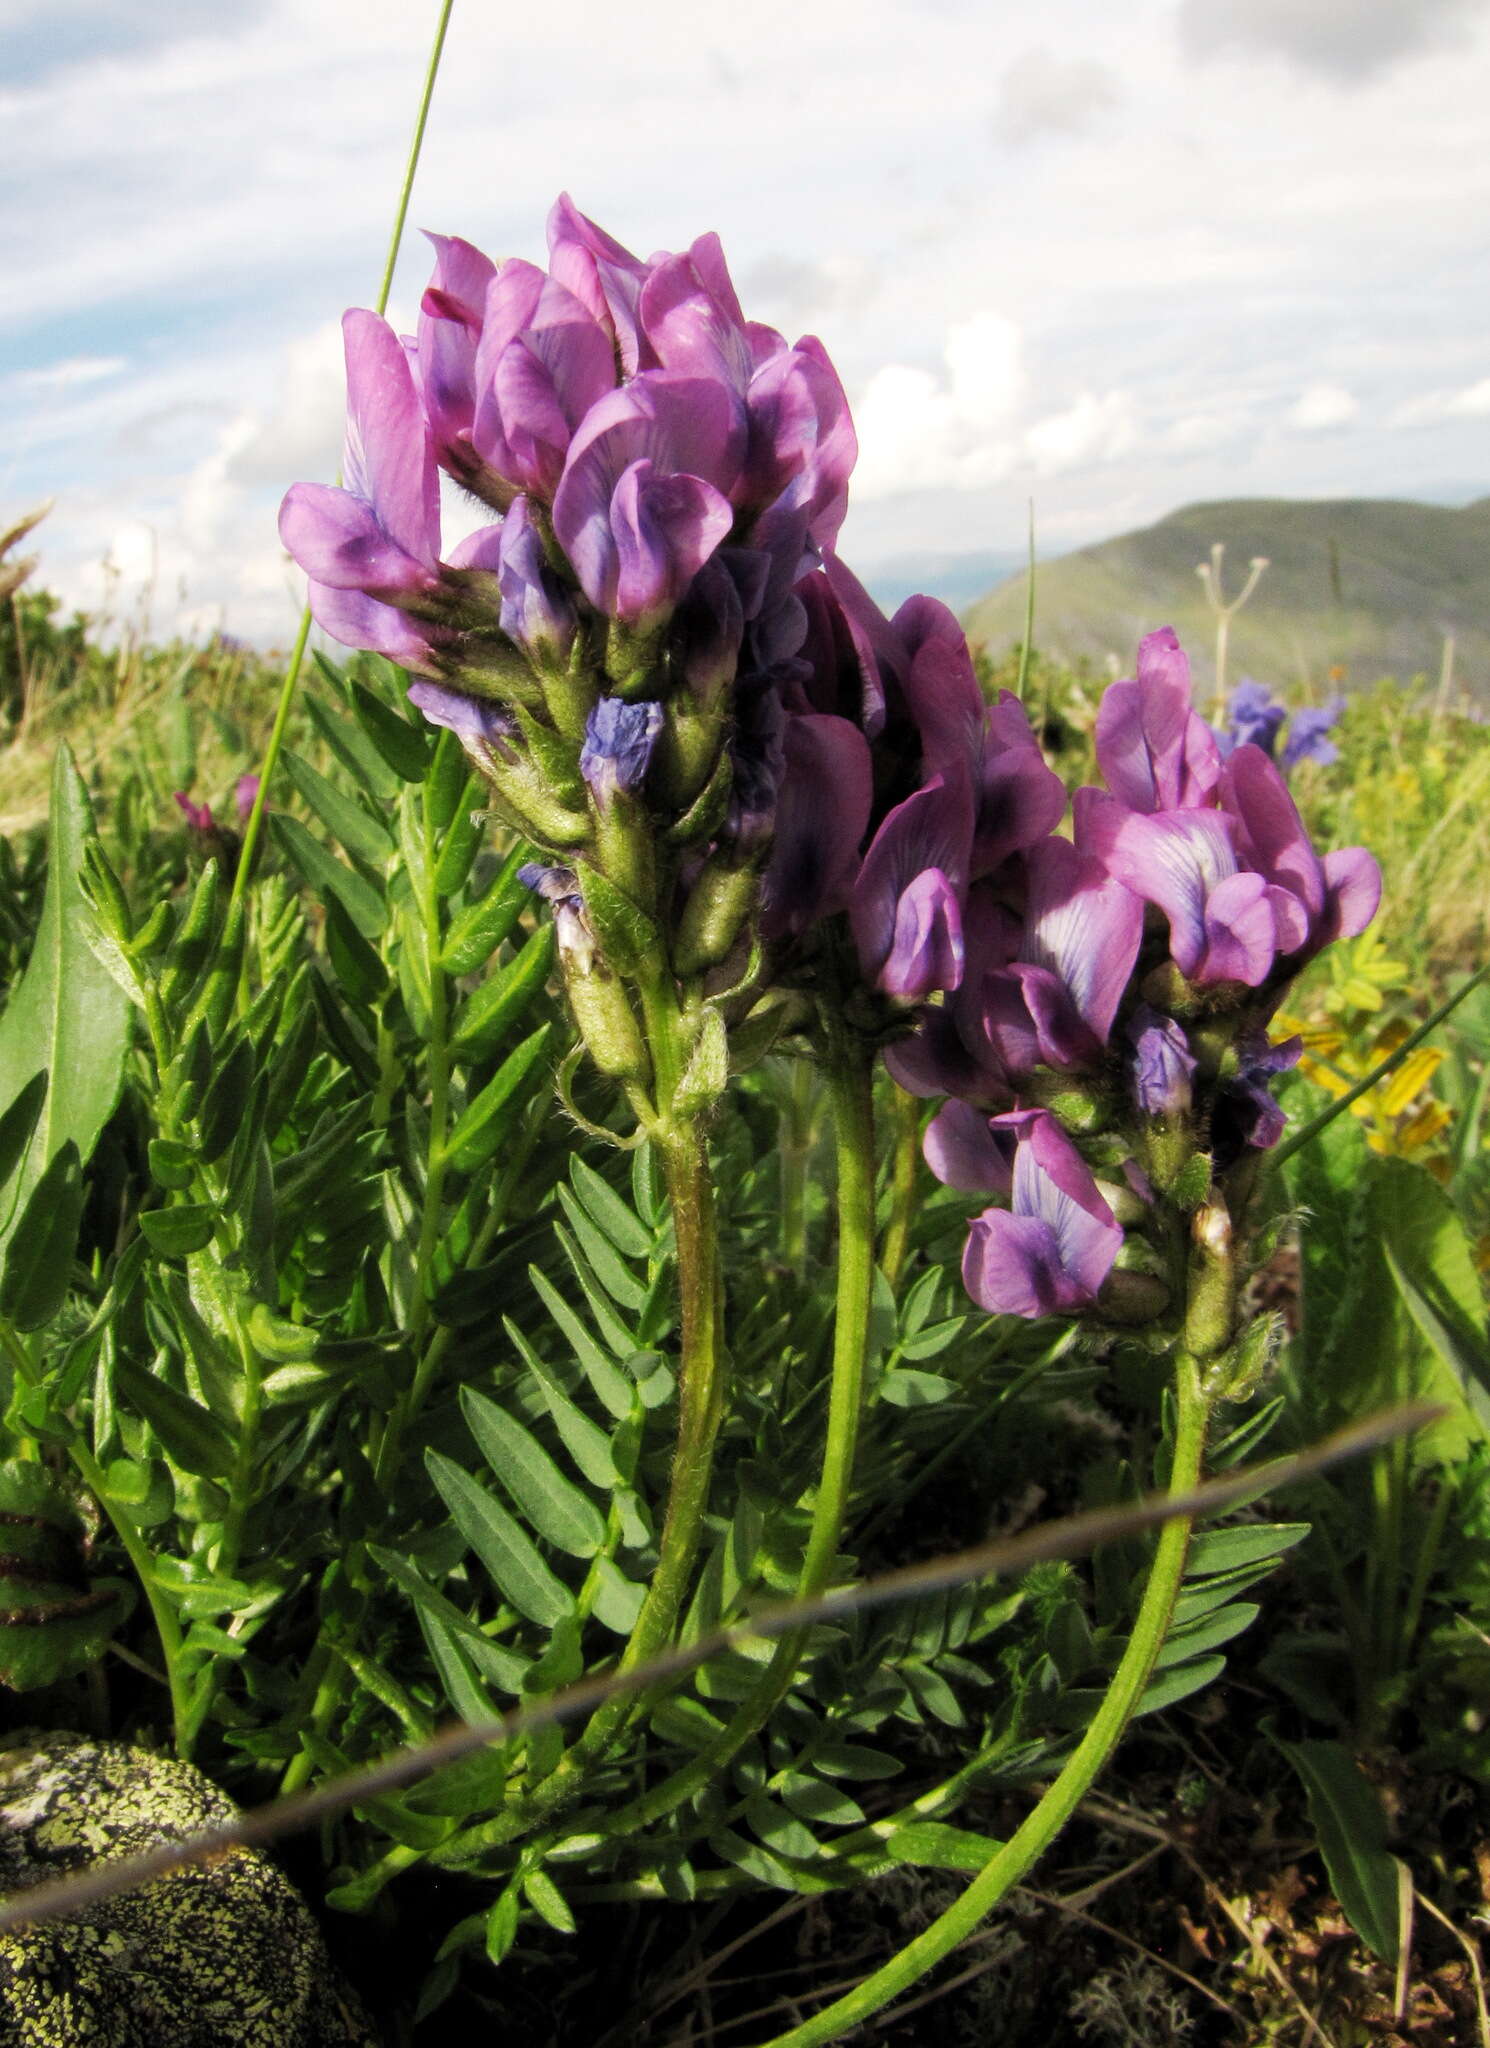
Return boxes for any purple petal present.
[638,250,754,392]
[579,698,664,805]
[407,681,511,747]
[306,581,444,672]
[553,372,746,616]
[1079,792,1241,982]
[1199,869,1278,986]
[1015,1110,1123,1300]
[278,482,436,597]
[760,713,873,938]
[1020,834,1142,1047]
[1219,744,1325,920]
[1320,846,1382,943]
[340,309,441,569]
[495,496,575,657]
[881,868,965,1000]
[743,338,857,548]
[1281,696,1344,771]
[474,262,616,495]
[1128,1005,1196,1117]
[417,233,497,447]
[850,772,973,993]
[1095,627,1219,813]
[925,1101,1016,1194]
[544,194,650,373]
[610,460,734,628]
[973,693,1067,874]
[885,1005,1011,1103]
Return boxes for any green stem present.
[879,1080,921,1292]
[606,1035,877,1838]
[754,1355,1211,2048]
[780,1060,814,1277]
[230,0,454,911]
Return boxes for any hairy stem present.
[879,1080,921,1291]
[756,1354,1211,2048]
[606,1034,877,1837]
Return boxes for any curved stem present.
[755,1355,1211,2048]
[606,1034,877,1838]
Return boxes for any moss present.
[0,1733,378,2047]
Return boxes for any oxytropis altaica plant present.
[277,196,1382,2042]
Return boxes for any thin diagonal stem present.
[231,0,456,908]
[753,1355,1211,2048]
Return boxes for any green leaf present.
[569,1157,654,1261]
[350,679,430,782]
[504,1319,621,1490]
[444,1023,552,1173]
[813,1742,904,1781]
[425,1450,575,1627]
[1133,1652,1228,1716]
[368,1544,529,1692]
[1153,1600,1260,1668]
[450,926,555,1059]
[0,1072,47,1203]
[573,863,658,976]
[460,1387,607,1558]
[521,1868,576,1936]
[0,747,129,1254]
[304,687,400,802]
[0,1140,84,1330]
[1183,1523,1311,1577]
[526,1269,634,1421]
[878,1369,956,1408]
[138,1204,217,1257]
[1271,1735,1404,1962]
[440,845,533,977]
[881,1821,1002,1873]
[114,1356,236,1478]
[280,749,395,867]
[268,811,385,940]
[323,891,388,1006]
[556,1186,648,1312]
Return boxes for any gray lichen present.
[0,1732,378,2047]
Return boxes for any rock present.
[0,1732,378,2047]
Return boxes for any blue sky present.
[3,0,1490,642]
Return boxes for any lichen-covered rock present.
[0,1732,379,2047]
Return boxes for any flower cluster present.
[887,627,1380,1331]
[1218,679,1344,773]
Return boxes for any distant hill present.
[963,497,1490,699]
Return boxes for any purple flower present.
[1281,694,1345,772]
[1220,679,1287,760]
[923,1099,1016,1195]
[415,233,498,463]
[551,372,744,629]
[1095,627,1221,815]
[494,496,575,659]
[174,792,216,835]
[1212,1033,1302,1164]
[849,771,973,999]
[407,681,517,771]
[234,775,261,824]
[961,1110,1123,1319]
[472,259,617,500]
[279,310,442,604]
[760,713,873,939]
[971,836,1143,1079]
[895,595,1066,878]
[1219,745,1380,959]
[545,194,651,375]
[1076,787,1300,988]
[579,698,664,806]
[1128,1005,1196,1118]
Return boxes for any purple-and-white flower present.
[961,1110,1123,1319]
[1128,1005,1196,1118]
[579,698,664,807]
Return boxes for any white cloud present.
[1176,0,1490,84]
[1023,390,1139,474]
[11,355,127,392]
[996,47,1119,142]
[1289,383,1358,431]
[1390,376,1490,428]
[852,312,1024,497]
